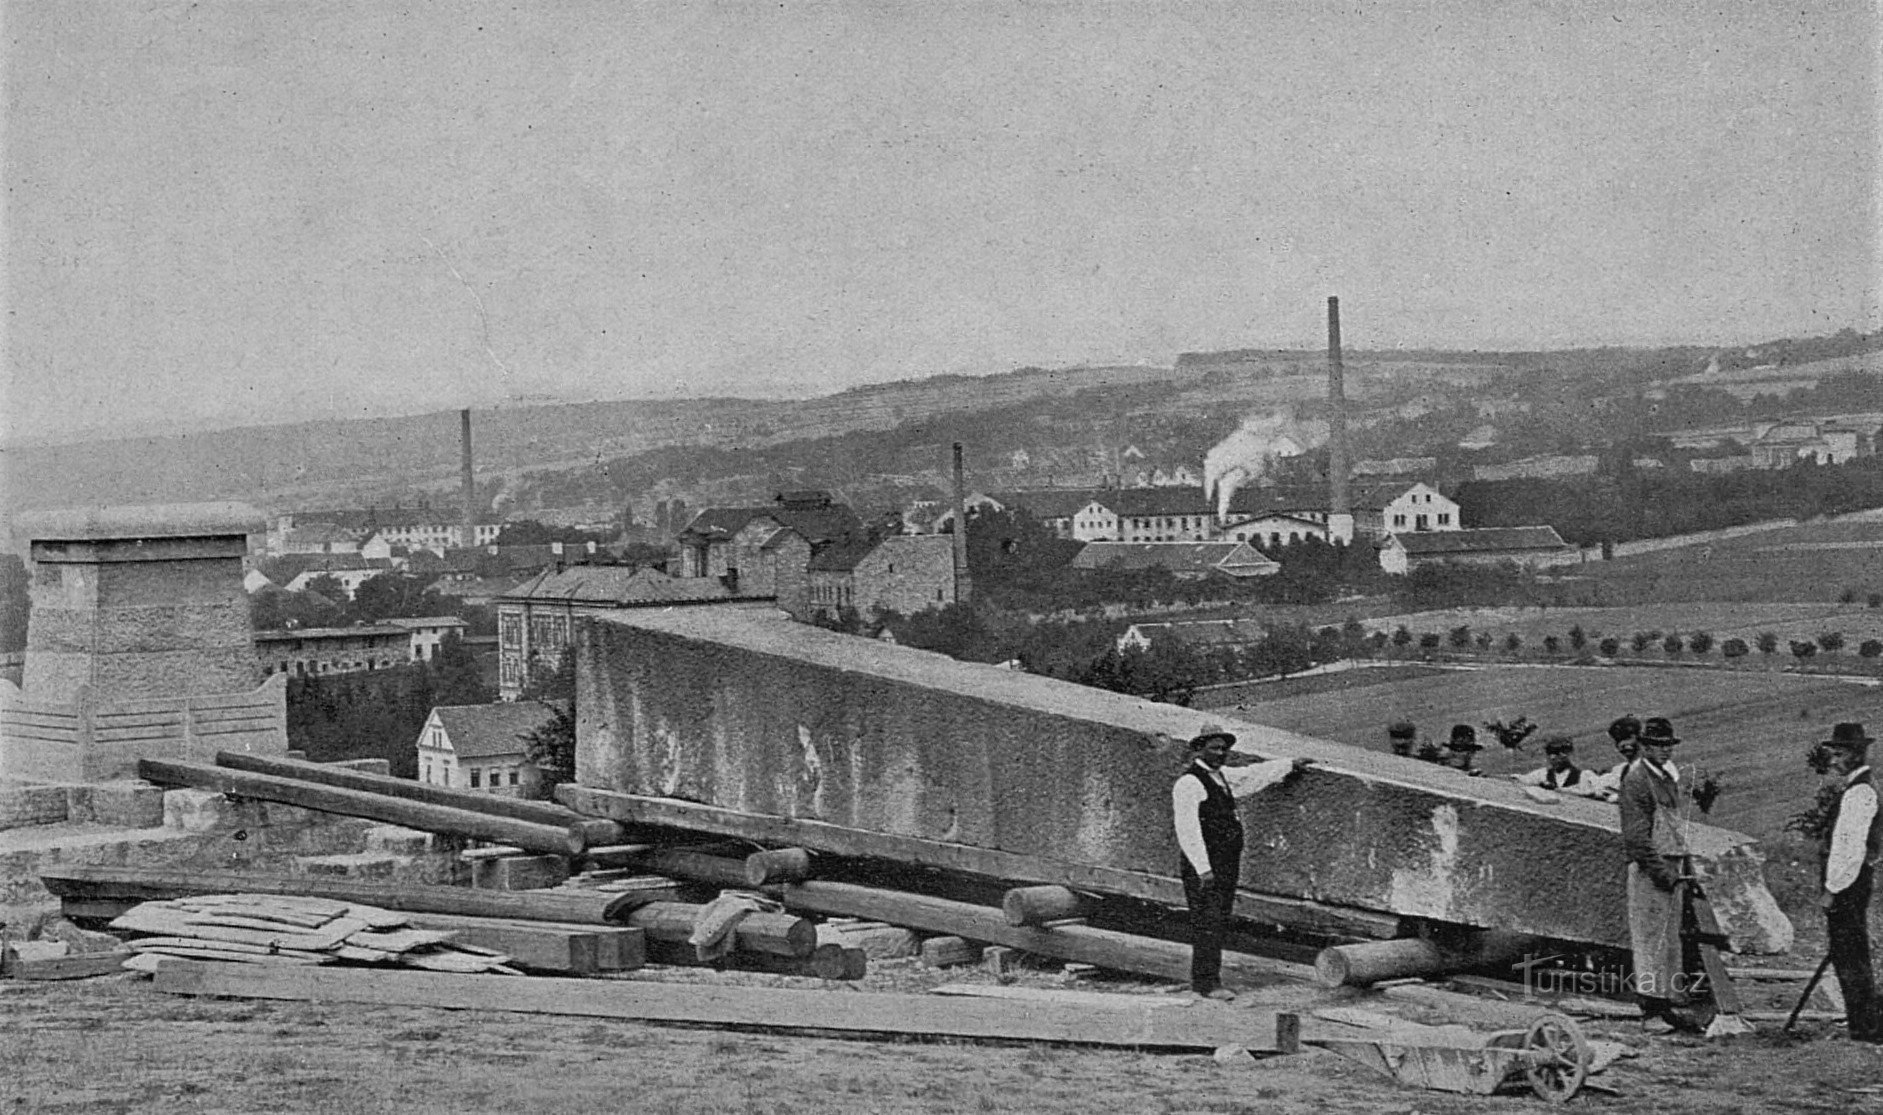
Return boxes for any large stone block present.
[574,608,1792,954]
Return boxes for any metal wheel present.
[1522,1011,1590,1103]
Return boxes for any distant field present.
[1196,664,1883,840]
[1554,517,1883,605]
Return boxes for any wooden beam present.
[623,902,816,958]
[645,940,865,980]
[398,914,647,973]
[745,848,813,886]
[1003,885,1091,927]
[779,878,1313,987]
[38,866,642,926]
[212,750,627,848]
[0,949,135,981]
[140,759,589,855]
[151,960,1291,1050]
[559,786,1400,941]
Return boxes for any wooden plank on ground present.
[152,961,1289,1050]
[929,983,1192,1009]
[402,913,644,972]
[559,786,1401,941]
[39,866,641,926]
[0,949,137,980]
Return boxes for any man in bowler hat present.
[1820,722,1881,1043]
[1441,723,1485,776]
[1172,724,1311,1000]
[1619,716,1705,1033]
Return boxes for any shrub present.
[1817,631,1846,654]
[1475,632,1493,651]
[1841,588,1859,604]
[1870,593,1881,609]
[1392,625,1413,649]
[1631,631,1654,652]
[1662,633,1683,655]
[1861,639,1883,659]
[1756,632,1779,655]
[1721,637,1749,658]
[1688,631,1714,655]
[1599,636,1621,657]
[1790,640,1817,659]
[1419,632,1441,649]
[1504,632,1523,652]
[1568,624,1587,650]
[1543,635,1561,655]
[1448,625,1473,649]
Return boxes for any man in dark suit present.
[1619,716,1705,1033]
[1172,725,1309,1000]
[1820,722,1881,1044]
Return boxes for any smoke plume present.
[1203,410,1327,518]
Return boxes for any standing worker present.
[1618,716,1704,1034]
[1819,722,1881,1044]
[1585,715,1644,801]
[1172,724,1311,1001]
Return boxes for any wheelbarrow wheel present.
[1522,1011,1590,1103]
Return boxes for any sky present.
[3,1,1877,445]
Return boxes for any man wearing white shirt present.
[1820,722,1881,1044]
[1171,724,1310,1000]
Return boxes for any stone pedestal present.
[18,503,264,703]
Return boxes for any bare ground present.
[6,955,1883,1115]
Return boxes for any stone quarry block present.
[333,759,393,776]
[0,784,69,830]
[65,781,166,828]
[471,854,571,892]
[574,608,1792,954]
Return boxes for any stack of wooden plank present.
[109,894,517,974]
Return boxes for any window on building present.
[509,770,519,786]
[1438,513,1452,525]
[1393,514,1407,527]
[469,770,481,788]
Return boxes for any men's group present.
[1384,715,1642,798]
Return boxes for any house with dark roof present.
[494,565,768,699]
[675,491,862,579]
[1117,618,1269,653]
[415,702,557,795]
[1378,526,1571,575]
[384,615,469,662]
[254,624,412,678]
[798,534,956,621]
[1216,512,1328,550]
[1070,541,1278,579]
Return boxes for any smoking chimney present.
[1325,297,1354,544]
[460,408,476,549]
[951,442,973,606]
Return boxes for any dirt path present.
[6,964,1882,1114]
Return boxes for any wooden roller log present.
[1002,885,1090,927]
[212,750,628,849]
[138,759,590,856]
[1315,930,1539,988]
[622,901,817,958]
[646,939,865,980]
[744,848,814,886]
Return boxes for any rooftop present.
[428,702,558,759]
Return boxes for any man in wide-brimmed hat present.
[1618,716,1705,1033]
[1386,720,1418,758]
[1440,723,1484,776]
[1820,722,1881,1043]
[1171,724,1312,1000]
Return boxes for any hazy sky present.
[4,1,1876,444]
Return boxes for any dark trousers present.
[1180,852,1240,993]
[1829,866,1881,1042]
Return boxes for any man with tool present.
[1172,724,1311,1001]
[1819,722,1881,1044]
[1618,716,1706,1034]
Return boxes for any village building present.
[1217,511,1328,549]
[1377,525,1572,575]
[1117,617,1269,653]
[254,624,412,678]
[1070,540,1279,579]
[279,556,396,599]
[495,565,764,699]
[385,615,469,662]
[675,491,861,579]
[414,701,555,795]
[797,534,957,621]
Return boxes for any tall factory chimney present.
[1325,297,1355,544]
[460,408,477,549]
[951,442,973,606]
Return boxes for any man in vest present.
[1172,724,1311,1000]
[1618,716,1705,1033]
[1513,735,1597,795]
[1820,721,1881,1043]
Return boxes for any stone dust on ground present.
[5,956,1883,1115]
